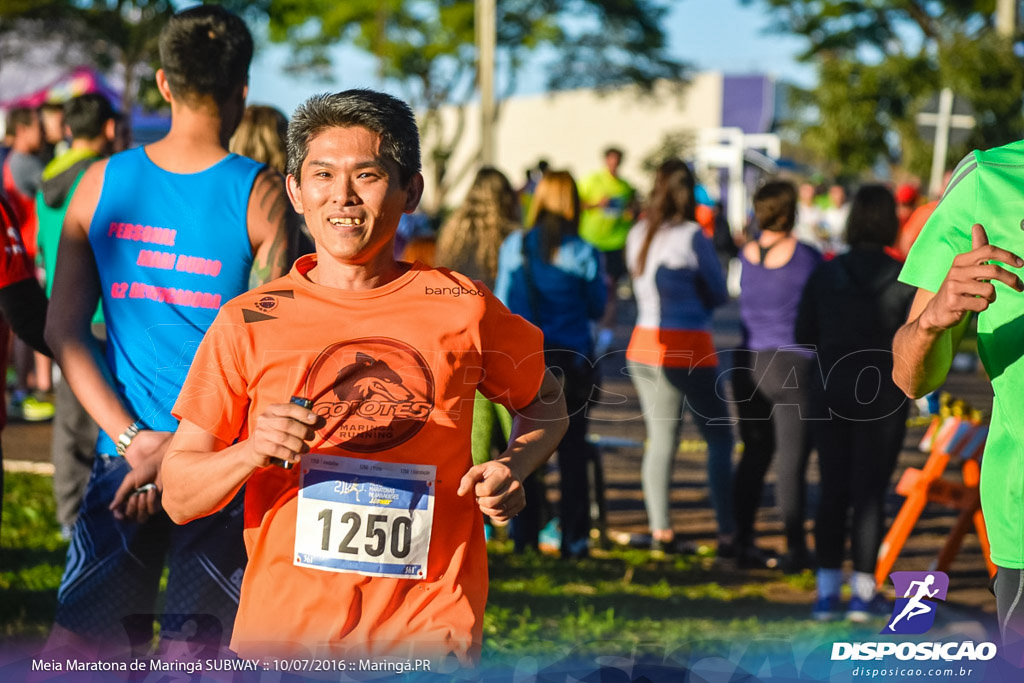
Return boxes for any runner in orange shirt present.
[162,90,568,665]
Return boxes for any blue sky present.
[246,0,816,116]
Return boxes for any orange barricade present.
[874,404,995,589]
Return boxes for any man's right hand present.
[918,223,1024,332]
[244,403,320,468]
[111,430,174,523]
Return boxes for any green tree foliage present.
[261,0,685,207]
[744,0,1024,180]
[0,0,259,112]
[2,1,683,206]
[0,1,168,112]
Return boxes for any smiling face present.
[286,125,422,274]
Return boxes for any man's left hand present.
[457,459,525,524]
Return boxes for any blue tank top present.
[89,147,262,454]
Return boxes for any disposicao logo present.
[830,570,997,663]
[885,571,949,635]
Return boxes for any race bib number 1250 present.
[295,454,435,579]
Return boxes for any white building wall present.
[422,72,725,211]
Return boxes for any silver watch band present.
[115,420,143,457]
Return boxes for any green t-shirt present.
[578,169,635,252]
[35,150,104,325]
[900,141,1024,569]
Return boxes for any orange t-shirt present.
[894,200,937,261]
[172,255,545,663]
[695,204,715,239]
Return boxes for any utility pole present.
[929,88,954,197]
[916,90,976,197]
[997,0,1016,38]
[475,0,496,166]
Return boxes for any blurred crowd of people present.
[412,151,947,625]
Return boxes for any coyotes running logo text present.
[304,338,434,452]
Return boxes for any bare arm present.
[891,289,968,398]
[892,224,1023,398]
[163,403,320,524]
[247,167,297,288]
[457,368,568,523]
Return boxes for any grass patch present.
[1,471,66,638]
[479,542,839,661]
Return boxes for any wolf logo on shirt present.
[306,338,434,453]
[337,353,415,406]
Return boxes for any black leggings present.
[732,349,816,554]
[813,406,907,572]
[993,567,1024,666]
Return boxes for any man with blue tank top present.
[42,6,294,658]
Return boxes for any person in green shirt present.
[35,92,117,537]
[578,146,636,355]
[893,146,1024,662]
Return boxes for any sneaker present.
[538,518,561,555]
[607,531,653,548]
[779,550,815,574]
[651,537,698,557]
[736,544,779,569]
[21,395,55,422]
[812,595,843,622]
[846,595,890,623]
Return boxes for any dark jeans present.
[53,324,105,528]
[513,349,596,558]
[813,406,907,572]
[732,348,817,555]
[52,377,99,528]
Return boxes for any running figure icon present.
[888,574,940,632]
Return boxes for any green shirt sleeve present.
[899,153,978,293]
[578,172,601,204]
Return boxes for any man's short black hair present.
[287,90,421,185]
[158,5,253,107]
[6,107,36,132]
[63,94,117,140]
[604,146,624,159]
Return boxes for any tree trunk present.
[120,58,136,116]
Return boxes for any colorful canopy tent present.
[0,66,120,111]
[0,66,169,143]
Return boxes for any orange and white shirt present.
[173,255,545,663]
